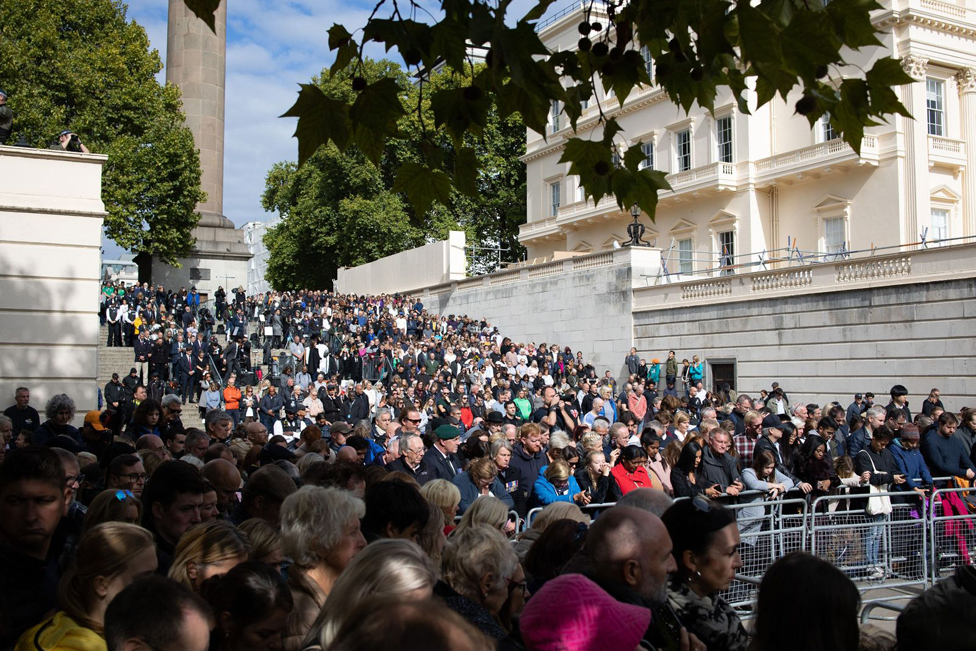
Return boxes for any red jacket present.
[611,463,659,494]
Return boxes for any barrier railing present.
[929,487,976,581]
[810,492,928,594]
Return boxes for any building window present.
[550,181,561,216]
[824,217,845,254]
[611,148,621,168]
[577,180,586,203]
[640,142,654,170]
[716,116,733,163]
[550,100,560,133]
[678,238,693,274]
[931,208,949,244]
[821,114,837,142]
[718,230,735,275]
[640,45,653,80]
[676,129,692,172]
[926,79,944,137]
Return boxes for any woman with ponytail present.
[16,522,157,650]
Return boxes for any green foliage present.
[188,0,913,224]
[262,58,527,289]
[2,0,205,265]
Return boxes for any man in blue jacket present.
[921,412,975,488]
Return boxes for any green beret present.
[435,425,462,440]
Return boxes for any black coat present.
[575,468,621,504]
[423,446,462,482]
[386,457,433,484]
[699,448,742,492]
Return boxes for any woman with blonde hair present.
[420,478,461,534]
[16,523,156,650]
[673,412,692,443]
[451,495,513,537]
[81,489,142,535]
[136,448,167,477]
[301,539,437,649]
[169,520,250,591]
[239,518,286,574]
[416,500,448,571]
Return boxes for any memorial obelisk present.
[149,0,251,300]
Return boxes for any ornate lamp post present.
[624,203,650,247]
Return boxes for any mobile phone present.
[648,602,684,651]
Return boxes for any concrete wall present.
[632,242,976,411]
[0,145,108,411]
[417,247,663,377]
[336,231,467,296]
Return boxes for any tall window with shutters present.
[550,100,560,133]
[824,217,845,255]
[930,208,949,245]
[675,129,692,172]
[718,231,735,275]
[821,114,837,142]
[926,79,944,137]
[678,238,693,274]
[716,116,733,163]
[640,142,653,170]
[550,182,561,217]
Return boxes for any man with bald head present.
[201,459,241,517]
[245,421,269,448]
[585,506,703,650]
[336,446,359,463]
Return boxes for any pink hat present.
[521,574,651,651]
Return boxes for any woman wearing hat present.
[661,499,748,651]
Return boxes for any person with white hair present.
[280,486,366,651]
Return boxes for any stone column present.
[166,0,231,229]
[959,68,976,237]
[900,55,929,245]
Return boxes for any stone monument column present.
[166,0,231,228]
[959,68,976,237]
[151,0,251,300]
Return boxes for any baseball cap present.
[84,410,106,431]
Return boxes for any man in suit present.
[223,337,241,383]
[346,382,371,424]
[177,351,196,405]
[423,425,463,481]
[106,301,123,347]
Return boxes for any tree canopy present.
[261,58,526,290]
[186,0,912,225]
[2,0,205,265]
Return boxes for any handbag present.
[859,450,892,516]
[264,326,273,336]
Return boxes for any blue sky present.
[110,0,548,258]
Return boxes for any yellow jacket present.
[15,612,106,651]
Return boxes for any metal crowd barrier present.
[929,486,976,581]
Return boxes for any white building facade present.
[521,0,976,272]
[242,217,279,297]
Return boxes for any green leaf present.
[431,20,467,71]
[393,162,453,215]
[183,0,219,32]
[430,86,489,148]
[453,146,478,197]
[826,0,883,49]
[520,0,560,23]
[281,83,351,165]
[328,24,353,50]
[350,77,406,133]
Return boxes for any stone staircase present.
[97,325,135,391]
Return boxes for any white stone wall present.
[336,231,468,296]
[0,145,108,410]
[632,242,976,411]
[417,247,663,378]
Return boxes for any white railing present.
[667,161,737,189]
[573,251,614,270]
[755,136,878,174]
[751,269,813,292]
[528,261,564,279]
[918,0,966,18]
[929,136,963,154]
[835,256,912,283]
[681,278,733,300]
[519,217,557,235]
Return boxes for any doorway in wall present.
[709,359,736,395]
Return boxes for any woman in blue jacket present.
[531,459,590,508]
[453,458,515,514]
[889,425,933,496]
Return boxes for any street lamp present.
[624,203,649,247]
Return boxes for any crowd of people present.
[0,280,970,650]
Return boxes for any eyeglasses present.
[118,472,149,482]
[405,418,421,424]
[115,489,134,501]
[65,474,85,486]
